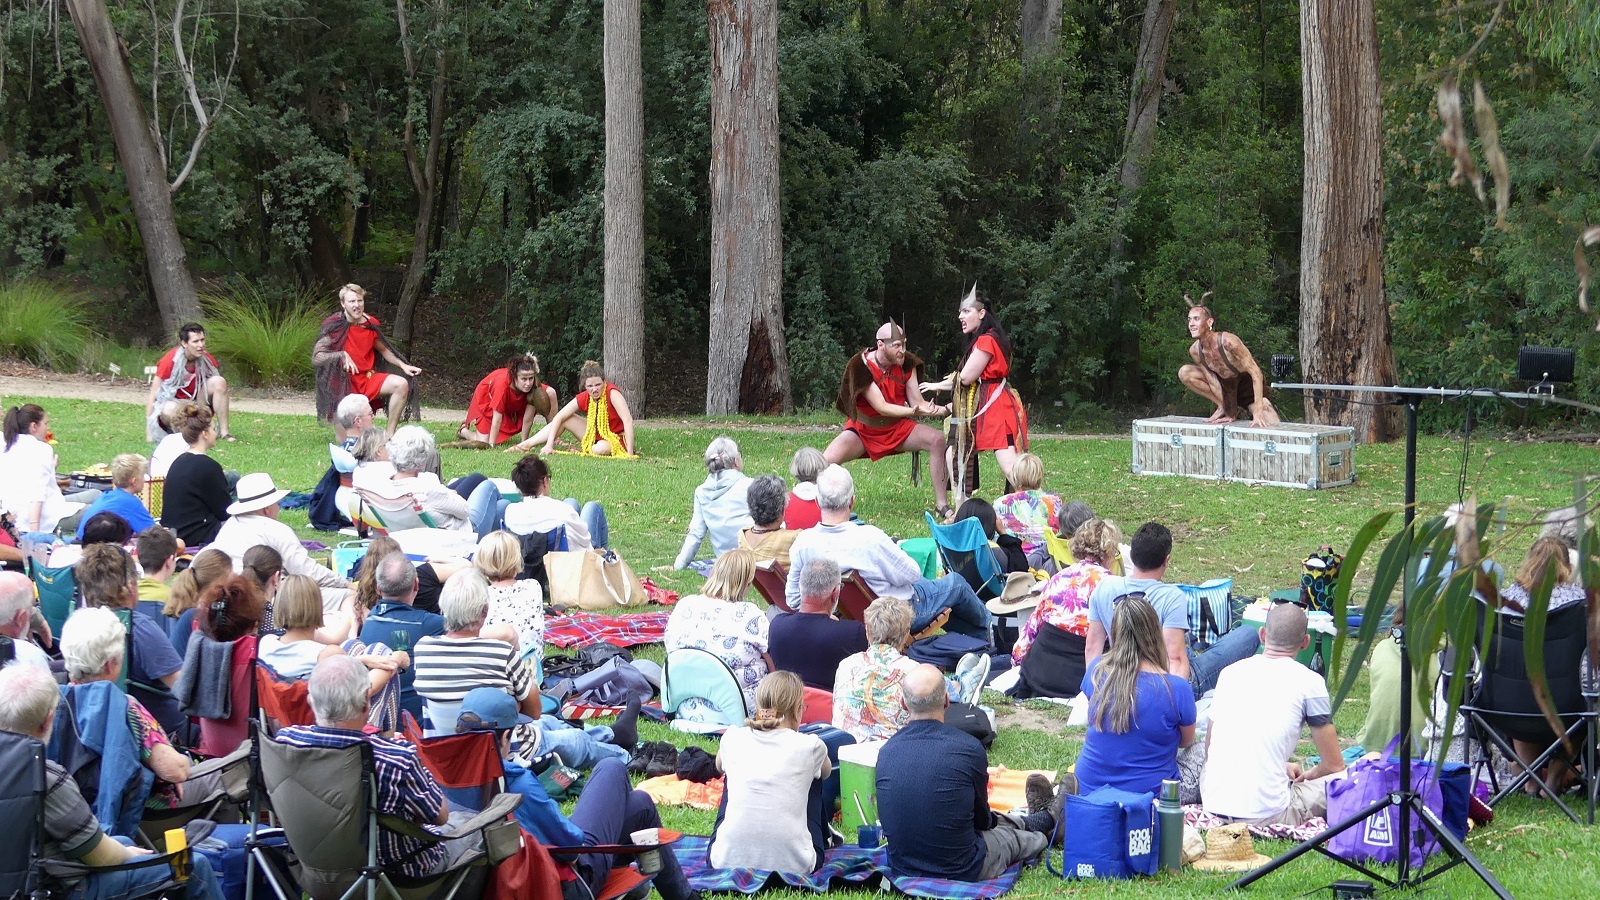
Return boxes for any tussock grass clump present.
[201,281,324,388]
[0,280,95,369]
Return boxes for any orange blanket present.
[636,773,726,810]
[986,767,1056,812]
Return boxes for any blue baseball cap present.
[456,687,535,732]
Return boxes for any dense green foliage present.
[200,283,325,388]
[1,0,1596,420]
[0,280,94,368]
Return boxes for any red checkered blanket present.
[543,611,671,649]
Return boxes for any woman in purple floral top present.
[992,453,1063,568]
[1012,518,1123,666]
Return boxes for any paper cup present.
[630,827,660,846]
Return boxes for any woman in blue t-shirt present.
[1074,595,1197,797]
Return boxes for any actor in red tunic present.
[311,284,421,438]
[459,355,559,445]
[924,287,1028,497]
[823,322,953,517]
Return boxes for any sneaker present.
[954,652,991,705]
[645,742,680,778]
[1051,772,1077,821]
[1025,773,1054,815]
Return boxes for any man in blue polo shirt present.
[358,552,444,719]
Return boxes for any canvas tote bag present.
[546,548,646,610]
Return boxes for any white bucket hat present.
[226,472,290,516]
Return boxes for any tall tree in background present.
[1299,0,1399,442]
[394,0,451,352]
[705,0,791,415]
[1108,0,1178,399]
[64,0,206,336]
[604,0,647,415]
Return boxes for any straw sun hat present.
[1192,823,1271,872]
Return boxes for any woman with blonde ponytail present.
[708,670,832,873]
[163,548,233,654]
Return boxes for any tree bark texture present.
[604,0,648,417]
[394,0,450,353]
[706,0,791,415]
[1019,0,1062,60]
[1108,0,1177,400]
[1299,0,1400,442]
[64,0,202,338]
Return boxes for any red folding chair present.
[834,571,878,622]
[254,663,315,735]
[752,560,792,612]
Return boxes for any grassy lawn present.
[8,391,1599,896]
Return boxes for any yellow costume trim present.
[579,387,637,459]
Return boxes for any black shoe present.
[645,742,679,778]
[626,742,654,775]
[1025,773,1054,815]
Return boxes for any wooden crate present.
[1223,422,1355,490]
[1131,417,1226,480]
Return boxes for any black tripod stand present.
[1226,385,1543,897]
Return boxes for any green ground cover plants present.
[7,392,1598,896]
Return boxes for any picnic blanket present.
[637,774,725,810]
[986,767,1055,812]
[671,835,1026,898]
[1183,804,1327,843]
[543,611,671,648]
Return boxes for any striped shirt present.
[273,726,446,878]
[411,635,533,703]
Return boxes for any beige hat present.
[1192,824,1271,872]
[986,571,1043,615]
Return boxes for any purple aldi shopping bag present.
[1327,739,1444,868]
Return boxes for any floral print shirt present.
[832,644,921,742]
[1012,560,1110,665]
[993,490,1062,557]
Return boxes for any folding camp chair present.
[1043,529,1075,571]
[400,713,662,900]
[925,512,1005,600]
[3,730,194,900]
[253,725,520,900]
[751,560,792,612]
[254,663,315,736]
[1460,602,1598,824]
[350,488,441,534]
[833,571,879,622]
[29,557,77,639]
[194,634,259,758]
[662,647,749,730]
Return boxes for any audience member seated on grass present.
[353,534,467,617]
[876,664,1055,882]
[359,552,445,720]
[157,403,232,547]
[146,322,233,443]
[454,688,698,900]
[148,408,189,479]
[275,656,480,879]
[769,557,868,691]
[334,393,377,448]
[162,548,232,656]
[991,453,1063,570]
[76,454,158,539]
[786,465,993,644]
[474,531,545,661]
[512,360,635,457]
[832,596,920,742]
[672,436,753,570]
[503,454,609,550]
[0,571,52,670]
[1073,596,1196,798]
[47,512,133,568]
[356,425,506,537]
[665,549,771,722]
[134,528,180,609]
[1200,603,1345,827]
[1055,500,1097,544]
[954,497,1027,577]
[1358,599,1437,757]
[259,574,405,691]
[78,543,186,736]
[1086,521,1258,696]
[211,473,349,603]
[2,403,99,540]
[737,474,799,569]
[711,671,834,873]
[1013,518,1122,667]
[785,447,826,530]
[60,606,227,810]
[0,664,225,900]
[413,570,637,765]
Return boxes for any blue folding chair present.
[28,558,77,639]
[925,512,1005,600]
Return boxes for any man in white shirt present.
[1200,602,1345,826]
[785,465,991,643]
[210,473,349,609]
[1085,521,1259,693]
[502,455,608,550]
[0,572,52,670]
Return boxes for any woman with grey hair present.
[785,447,827,529]
[830,596,921,741]
[671,435,753,570]
[60,606,225,810]
[354,424,505,537]
[738,474,798,569]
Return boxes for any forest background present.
[2,0,1597,428]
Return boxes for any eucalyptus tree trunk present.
[1299,0,1400,442]
[64,0,202,337]
[706,0,791,415]
[1108,0,1177,400]
[394,0,450,352]
[1019,0,1061,60]
[604,0,647,416]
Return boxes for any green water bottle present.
[1158,779,1183,872]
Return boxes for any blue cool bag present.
[1051,787,1159,880]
